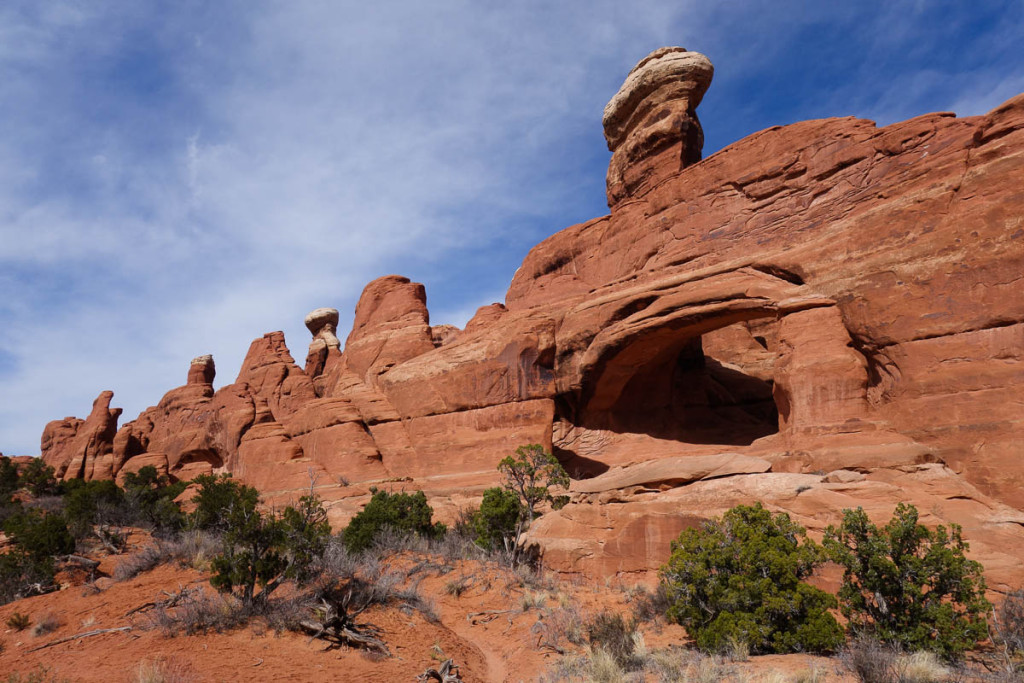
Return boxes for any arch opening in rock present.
[555,318,781,473]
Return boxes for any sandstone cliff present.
[41,48,1024,586]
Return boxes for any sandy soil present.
[0,532,897,682]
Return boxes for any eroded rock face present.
[604,46,713,207]
[39,51,1024,583]
[41,391,121,481]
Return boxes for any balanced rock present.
[304,307,341,379]
[603,46,713,206]
[187,354,216,385]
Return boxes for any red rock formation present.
[41,391,121,481]
[39,47,1024,583]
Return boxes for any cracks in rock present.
[748,264,805,286]
[849,333,901,406]
[880,318,1024,348]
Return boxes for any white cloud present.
[1,0,1021,454]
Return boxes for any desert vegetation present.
[2,450,1023,681]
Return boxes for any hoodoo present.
[40,48,1024,586]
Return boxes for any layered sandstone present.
[40,48,1024,582]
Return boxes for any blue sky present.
[1,1,1022,455]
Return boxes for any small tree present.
[3,509,75,561]
[188,474,253,531]
[661,503,844,655]
[0,457,19,497]
[497,444,569,522]
[20,459,58,497]
[823,503,990,659]
[63,479,123,538]
[121,465,186,531]
[208,482,331,607]
[342,489,445,554]
[472,487,523,554]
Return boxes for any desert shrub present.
[209,490,330,607]
[62,480,123,538]
[0,551,56,605]
[840,636,955,683]
[587,611,640,670]
[498,444,569,522]
[0,457,19,497]
[121,466,186,532]
[0,497,23,530]
[114,544,172,581]
[998,588,1024,655]
[342,489,445,554]
[6,611,30,631]
[31,612,61,636]
[187,474,251,531]
[661,503,844,655]
[472,487,523,553]
[533,605,586,654]
[3,510,74,561]
[149,588,246,636]
[823,503,990,659]
[840,635,899,683]
[19,459,58,497]
[627,583,671,624]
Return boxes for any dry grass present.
[895,651,951,682]
[31,612,61,637]
[521,590,548,612]
[545,644,733,683]
[3,666,73,683]
[840,636,959,683]
[114,531,221,581]
[534,606,586,653]
[132,658,197,683]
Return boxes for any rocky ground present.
[1,528,1016,682]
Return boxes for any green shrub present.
[3,510,74,561]
[62,480,123,538]
[472,487,523,552]
[19,459,58,497]
[188,474,253,531]
[661,503,844,655]
[342,489,445,554]
[0,551,56,605]
[209,487,330,607]
[0,457,19,498]
[823,503,990,659]
[497,444,569,522]
[121,466,186,531]
[6,612,30,631]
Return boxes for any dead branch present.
[94,525,126,554]
[298,597,390,655]
[63,554,100,570]
[124,586,199,617]
[28,626,132,652]
[467,609,515,625]
[416,659,464,682]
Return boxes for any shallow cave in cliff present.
[170,448,225,481]
[556,326,779,477]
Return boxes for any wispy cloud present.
[1,0,1021,454]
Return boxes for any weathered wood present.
[63,555,100,570]
[417,659,463,682]
[28,626,132,652]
